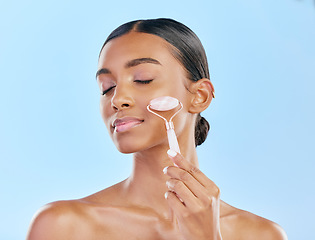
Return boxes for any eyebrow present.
[95,68,111,78]
[125,57,161,68]
[95,57,161,78]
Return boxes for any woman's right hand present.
[164,149,222,240]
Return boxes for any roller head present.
[149,96,179,111]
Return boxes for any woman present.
[27,18,287,240]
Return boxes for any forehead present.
[98,32,179,69]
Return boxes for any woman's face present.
[97,32,195,153]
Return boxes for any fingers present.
[165,178,200,208]
[164,150,222,239]
[164,166,212,205]
[166,149,220,195]
[164,191,187,219]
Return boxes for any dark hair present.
[101,18,211,146]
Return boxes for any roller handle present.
[167,128,181,154]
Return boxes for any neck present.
[123,137,198,219]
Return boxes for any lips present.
[112,117,144,133]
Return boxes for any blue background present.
[0,0,314,239]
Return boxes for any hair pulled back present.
[101,18,211,146]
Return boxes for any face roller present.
[147,96,183,153]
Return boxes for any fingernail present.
[164,192,168,199]
[163,166,168,174]
[167,149,177,158]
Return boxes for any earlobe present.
[188,78,214,114]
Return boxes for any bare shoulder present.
[221,202,287,240]
[235,209,287,240]
[26,183,127,240]
[26,200,91,240]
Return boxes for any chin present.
[110,121,167,154]
[113,138,146,154]
[113,134,166,154]
[116,146,137,154]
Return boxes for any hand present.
[163,149,222,240]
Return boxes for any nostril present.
[122,103,129,108]
[111,102,130,111]
[112,105,118,111]
[111,95,133,110]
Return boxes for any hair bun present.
[195,114,210,146]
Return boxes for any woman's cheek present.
[100,99,112,126]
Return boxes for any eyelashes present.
[101,79,153,95]
[134,79,153,84]
[102,86,115,95]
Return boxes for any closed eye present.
[101,86,116,95]
[134,79,153,84]
[101,80,152,95]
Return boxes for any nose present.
[111,84,135,111]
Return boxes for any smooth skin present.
[27,32,287,240]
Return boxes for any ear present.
[188,78,215,114]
